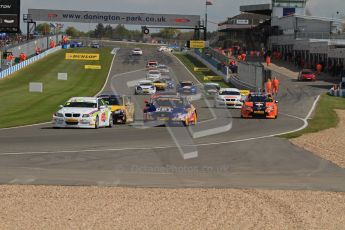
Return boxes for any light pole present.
[204,0,213,41]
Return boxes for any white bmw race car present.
[214,88,243,109]
[157,64,170,73]
[52,97,113,128]
[146,69,161,81]
[135,80,157,95]
[131,48,143,56]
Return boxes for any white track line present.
[96,50,118,95]
[171,53,202,85]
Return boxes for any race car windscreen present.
[247,95,273,102]
[180,82,193,87]
[149,71,160,74]
[205,85,220,90]
[302,70,313,74]
[219,91,240,95]
[155,99,185,107]
[64,102,97,108]
[102,97,122,105]
[140,82,153,86]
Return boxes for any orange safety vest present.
[7,54,13,61]
[273,79,279,88]
[266,56,271,66]
[316,64,322,73]
[265,81,272,93]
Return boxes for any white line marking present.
[171,53,202,85]
[96,49,119,95]
[9,178,36,184]
[0,122,51,131]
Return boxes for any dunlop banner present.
[189,40,205,49]
[203,76,223,81]
[66,53,100,60]
[194,67,210,72]
[85,65,102,70]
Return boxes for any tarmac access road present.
[0,46,344,191]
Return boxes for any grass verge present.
[0,47,113,128]
[281,94,345,138]
[174,53,233,87]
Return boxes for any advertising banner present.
[189,40,206,49]
[0,0,20,33]
[28,9,200,27]
[85,65,102,70]
[283,8,296,16]
[194,67,210,72]
[203,76,223,81]
[65,53,100,60]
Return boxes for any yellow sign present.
[240,90,250,96]
[204,76,223,81]
[85,65,102,70]
[190,40,206,49]
[194,67,210,72]
[66,53,100,60]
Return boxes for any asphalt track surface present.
[1,46,345,191]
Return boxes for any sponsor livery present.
[143,94,197,126]
[241,93,278,119]
[97,94,135,124]
[52,97,113,128]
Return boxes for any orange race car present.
[241,93,278,119]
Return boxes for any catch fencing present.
[0,46,62,79]
[2,35,63,58]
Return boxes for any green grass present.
[0,47,113,128]
[282,94,345,138]
[174,53,233,88]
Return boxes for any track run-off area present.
[1,44,344,191]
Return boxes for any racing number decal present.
[101,112,106,122]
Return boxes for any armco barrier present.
[0,46,62,80]
[193,49,265,90]
[190,51,256,90]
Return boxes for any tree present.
[94,23,106,38]
[36,23,51,35]
[105,25,113,38]
[159,28,180,39]
[113,24,130,39]
[65,26,80,37]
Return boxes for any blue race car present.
[143,94,197,126]
[176,81,197,95]
[161,76,175,89]
[70,41,83,48]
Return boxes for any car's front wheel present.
[95,116,99,129]
[107,115,113,128]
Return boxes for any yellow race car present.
[152,79,168,91]
[97,94,135,124]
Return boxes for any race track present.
[1,46,345,191]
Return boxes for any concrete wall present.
[237,61,265,90]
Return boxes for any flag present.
[206,0,213,5]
